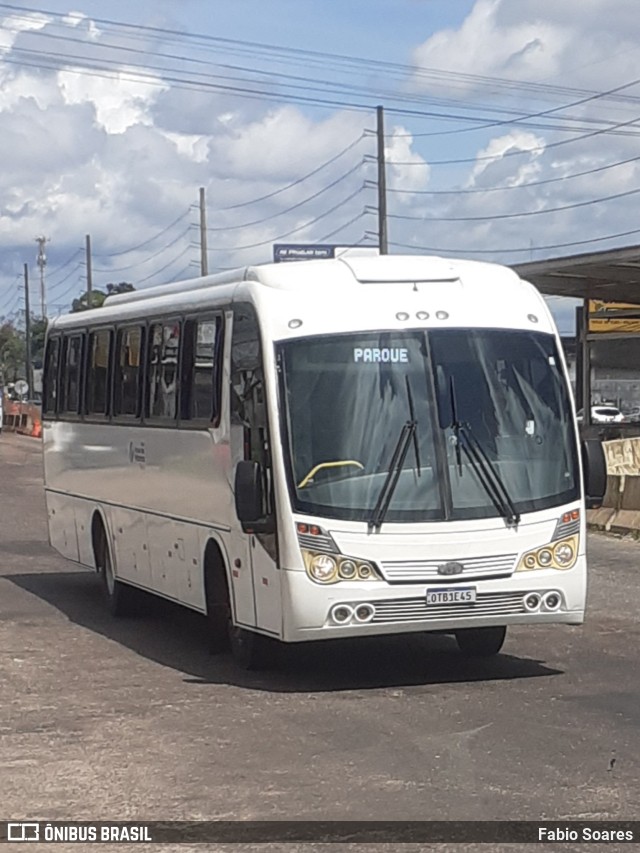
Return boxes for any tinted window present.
[182,317,223,422]
[114,326,143,417]
[148,321,181,420]
[86,329,111,415]
[43,337,60,415]
[62,334,83,414]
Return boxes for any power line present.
[383,151,640,196]
[135,244,193,284]
[92,227,191,273]
[387,225,640,257]
[388,184,640,223]
[209,185,366,252]
[314,210,371,243]
[96,210,191,257]
[207,161,365,231]
[218,135,366,210]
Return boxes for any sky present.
[2,0,640,331]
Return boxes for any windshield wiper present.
[406,375,421,478]
[368,376,422,533]
[368,418,416,533]
[448,377,520,526]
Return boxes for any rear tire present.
[455,626,506,657]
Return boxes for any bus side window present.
[86,329,112,417]
[182,316,223,423]
[147,321,180,421]
[43,337,61,417]
[60,333,84,416]
[114,326,143,418]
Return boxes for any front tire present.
[229,625,273,671]
[455,626,506,657]
[98,528,137,617]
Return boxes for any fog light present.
[543,591,561,611]
[354,604,375,623]
[524,593,541,612]
[331,605,353,624]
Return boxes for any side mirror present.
[234,460,264,524]
[581,439,607,509]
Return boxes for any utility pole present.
[35,235,49,317]
[23,263,32,394]
[376,105,388,255]
[199,187,209,276]
[85,234,93,295]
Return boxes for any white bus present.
[42,255,606,668]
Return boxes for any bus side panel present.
[45,490,80,563]
[251,537,282,637]
[111,506,153,590]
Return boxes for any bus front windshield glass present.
[278,329,579,523]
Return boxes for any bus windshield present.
[278,328,579,524]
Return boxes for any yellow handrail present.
[298,460,364,489]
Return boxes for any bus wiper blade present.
[405,375,421,478]
[368,419,416,533]
[448,376,519,526]
[458,427,520,526]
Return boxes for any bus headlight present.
[308,554,338,583]
[302,550,381,584]
[516,535,579,572]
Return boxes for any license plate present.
[426,586,477,605]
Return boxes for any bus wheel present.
[204,560,231,655]
[455,626,506,657]
[96,525,136,617]
[229,626,272,671]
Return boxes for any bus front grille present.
[380,553,517,583]
[370,591,526,623]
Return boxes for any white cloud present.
[58,67,167,134]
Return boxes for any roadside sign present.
[273,245,336,263]
[273,244,379,263]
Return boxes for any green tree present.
[71,290,107,312]
[106,282,135,296]
[31,317,48,369]
[0,320,26,383]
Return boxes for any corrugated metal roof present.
[514,244,640,303]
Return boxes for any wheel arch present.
[90,507,113,575]
[202,535,234,618]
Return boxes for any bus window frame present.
[112,323,146,423]
[59,330,86,420]
[84,326,114,422]
[144,316,183,427]
[42,334,63,419]
[179,312,225,430]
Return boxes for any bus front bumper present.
[280,564,586,643]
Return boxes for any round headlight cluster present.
[517,536,578,571]
[304,551,378,583]
[309,554,337,583]
[339,560,357,579]
[553,541,575,566]
[538,548,553,567]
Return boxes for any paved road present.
[1,433,638,851]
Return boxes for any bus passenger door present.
[230,306,281,637]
